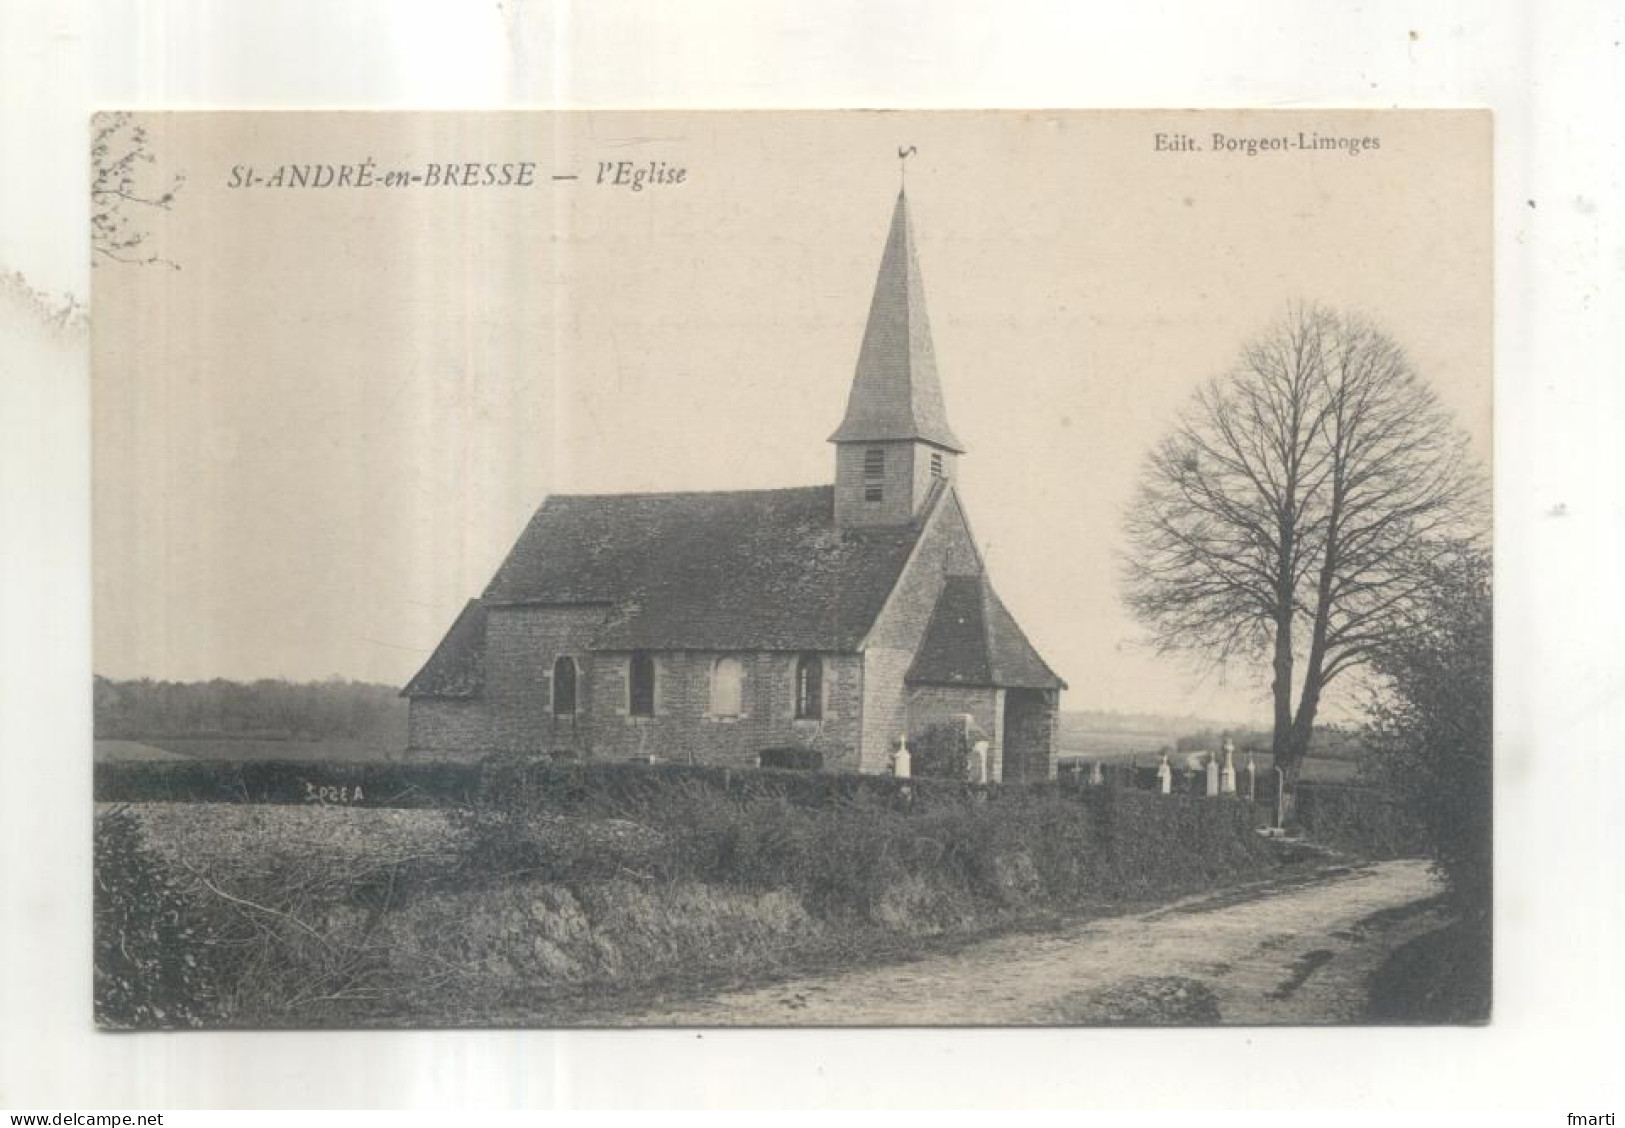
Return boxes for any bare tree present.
[91,112,184,269]
[1121,303,1482,804]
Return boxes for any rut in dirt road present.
[616,858,1447,1026]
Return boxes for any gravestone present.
[970,739,990,784]
[891,734,911,779]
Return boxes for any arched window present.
[552,656,577,716]
[628,652,656,717]
[795,653,823,720]
[710,656,744,718]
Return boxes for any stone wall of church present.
[864,491,982,651]
[483,605,608,754]
[834,440,957,528]
[405,697,489,757]
[858,647,913,774]
[583,650,864,770]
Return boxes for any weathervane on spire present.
[898,145,917,189]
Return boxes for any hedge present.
[96,756,1417,856]
[93,756,985,814]
[94,755,1280,815]
[1293,781,1428,858]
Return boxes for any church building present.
[402,190,1065,781]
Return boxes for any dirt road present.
[619,859,1447,1025]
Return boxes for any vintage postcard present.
[91,110,1491,1029]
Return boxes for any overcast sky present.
[93,111,1490,722]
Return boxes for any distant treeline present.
[93,676,407,743]
[1171,726,1364,760]
[1059,709,1363,760]
[1060,709,1250,737]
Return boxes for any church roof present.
[479,485,930,653]
[908,575,1066,690]
[401,598,486,698]
[405,486,1067,698]
[828,191,967,453]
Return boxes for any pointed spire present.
[829,190,966,453]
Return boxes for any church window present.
[628,652,656,717]
[795,653,823,720]
[863,448,885,503]
[930,451,945,478]
[552,656,577,715]
[710,656,744,718]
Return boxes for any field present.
[95,737,400,763]
[93,739,189,762]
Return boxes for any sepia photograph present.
[89,109,1491,1030]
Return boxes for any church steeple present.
[830,190,965,453]
[831,190,965,528]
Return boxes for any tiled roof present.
[828,191,966,453]
[481,485,930,652]
[908,575,1066,690]
[401,598,487,698]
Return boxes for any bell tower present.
[830,190,966,528]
